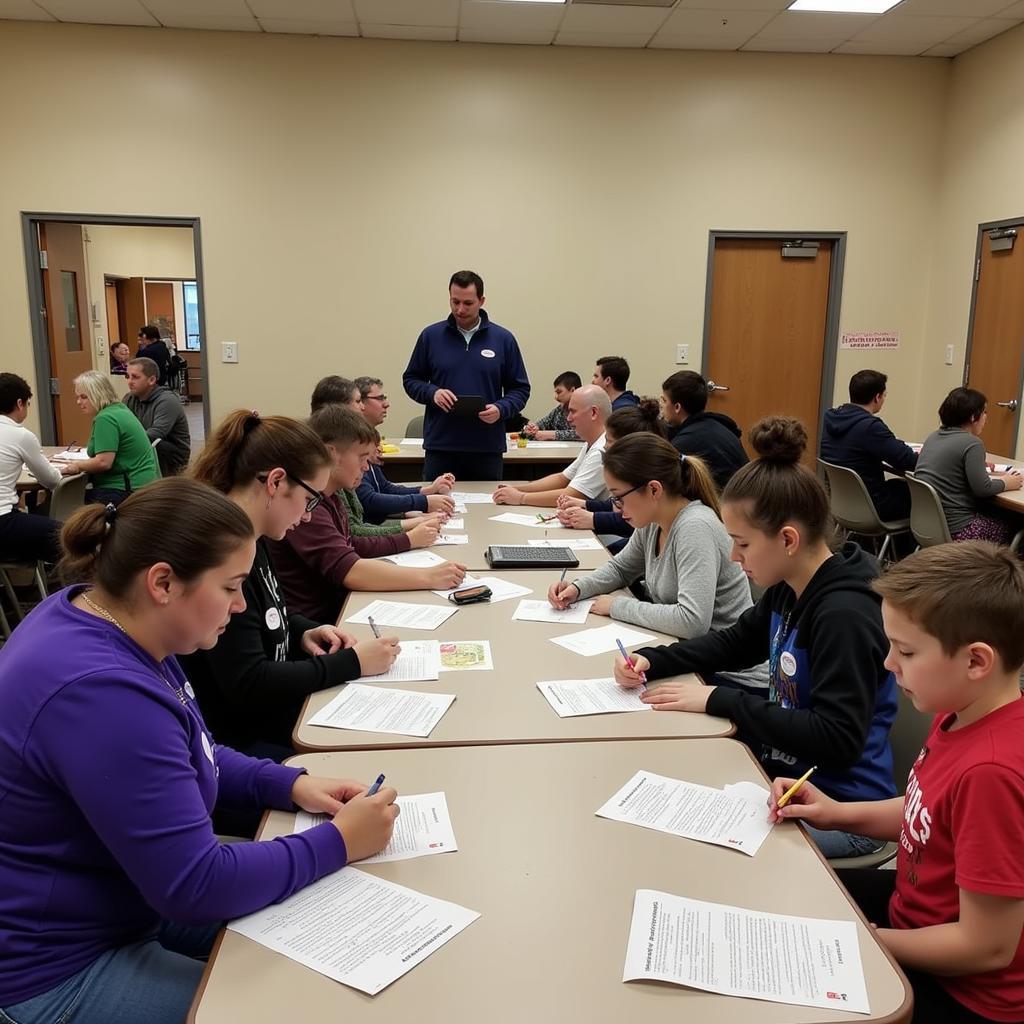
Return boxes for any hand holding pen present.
[615,639,648,687]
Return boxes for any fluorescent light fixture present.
[787,0,902,12]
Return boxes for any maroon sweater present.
[268,492,410,623]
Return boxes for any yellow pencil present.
[775,765,817,808]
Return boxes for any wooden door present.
[144,281,176,347]
[39,222,94,445]
[705,238,833,462]
[965,225,1024,457]
[119,277,148,355]
[104,279,121,347]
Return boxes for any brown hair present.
[191,410,330,494]
[59,477,254,597]
[602,434,721,517]
[873,541,1024,669]
[606,397,666,441]
[722,416,832,543]
[308,404,377,446]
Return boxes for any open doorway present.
[21,213,209,449]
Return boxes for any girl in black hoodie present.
[614,416,898,859]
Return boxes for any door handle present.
[706,380,731,393]
[996,399,1020,411]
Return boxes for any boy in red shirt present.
[769,541,1024,1023]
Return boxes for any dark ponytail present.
[60,477,254,597]
[606,397,665,441]
[722,416,832,543]
[191,410,330,494]
[602,433,721,517]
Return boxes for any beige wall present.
[924,21,1024,454]
[1,23,949,441]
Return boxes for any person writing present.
[0,477,398,1024]
[524,371,582,441]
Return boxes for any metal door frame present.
[21,212,208,444]
[700,230,847,443]
[963,214,1024,455]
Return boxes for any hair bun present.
[242,412,261,434]
[636,396,661,426]
[748,416,807,465]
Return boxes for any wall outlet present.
[96,336,105,355]
[676,344,689,365]
[944,344,954,365]
[222,341,239,364]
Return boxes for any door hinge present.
[39,250,48,270]
[49,378,60,395]
[975,257,981,282]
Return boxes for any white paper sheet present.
[294,792,458,863]
[512,598,594,625]
[536,677,650,717]
[357,641,440,683]
[345,600,458,631]
[433,533,469,546]
[550,623,656,657]
[623,890,870,1014]
[50,449,90,462]
[452,503,467,514]
[451,491,494,504]
[228,867,479,996]
[596,770,774,856]
[527,537,604,550]
[444,517,465,530]
[308,684,455,736]
[489,512,565,529]
[439,640,493,671]
[399,437,424,446]
[430,575,533,604]
[382,550,446,567]
[991,463,1020,474]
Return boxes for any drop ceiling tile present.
[259,17,358,34]
[851,14,976,47]
[649,33,747,49]
[741,36,842,51]
[459,24,556,44]
[361,21,455,38]
[558,3,669,33]
[895,0,1010,15]
[657,8,774,36]
[249,0,356,18]
[920,42,967,56]
[153,13,261,30]
[834,39,929,54]
[555,29,656,46]
[998,0,1024,17]
[36,0,157,25]
[144,0,251,17]
[459,0,565,31]
[353,0,458,27]
[754,11,878,40]
[674,0,790,9]
[0,0,55,19]
[939,17,1020,47]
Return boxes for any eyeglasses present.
[610,482,646,509]
[366,394,388,403]
[259,472,324,514]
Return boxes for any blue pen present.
[366,773,385,796]
[616,638,647,684]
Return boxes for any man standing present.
[593,356,638,410]
[123,357,191,476]
[403,271,530,481]
[135,325,171,387]
[492,385,611,507]
[820,369,917,520]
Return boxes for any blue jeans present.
[0,921,221,1024]
[802,822,885,860]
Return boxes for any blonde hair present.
[74,369,119,412]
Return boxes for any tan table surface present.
[189,740,911,1024]
[988,450,1024,513]
[16,445,67,491]
[423,479,611,572]
[382,437,585,465]
[295,570,731,752]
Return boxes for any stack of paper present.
[50,449,90,462]
[346,600,457,631]
[294,792,458,863]
[623,890,870,1013]
[399,437,424,446]
[451,491,493,504]
[550,623,656,657]
[536,677,650,717]
[308,684,455,737]
[595,770,773,856]
[382,550,446,568]
[356,640,440,683]
[512,598,594,625]
[229,868,479,996]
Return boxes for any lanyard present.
[768,609,799,708]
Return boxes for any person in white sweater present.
[548,432,767,692]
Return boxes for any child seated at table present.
[549,433,766,691]
[613,416,897,860]
[771,541,1024,1024]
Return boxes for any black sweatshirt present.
[636,542,898,802]
[179,540,360,752]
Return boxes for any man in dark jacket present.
[592,356,638,411]
[135,325,170,386]
[820,369,917,521]
[123,357,191,475]
[403,270,530,481]
[660,370,748,490]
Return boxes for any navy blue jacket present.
[585,498,634,539]
[820,405,917,509]
[669,412,748,491]
[611,390,639,411]
[403,311,530,454]
[637,543,897,803]
[355,463,428,524]
[136,340,171,387]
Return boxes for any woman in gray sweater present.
[548,433,767,692]
[915,388,1021,543]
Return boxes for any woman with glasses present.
[549,433,767,693]
[179,410,400,764]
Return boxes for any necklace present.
[79,592,188,707]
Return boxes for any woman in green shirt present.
[58,370,160,505]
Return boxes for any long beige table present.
[381,437,585,482]
[16,445,67,492]
[989,450,1024,514]
[295,571,731,751]
[188,740,912,1024]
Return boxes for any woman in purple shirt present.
[0,477,399,1023]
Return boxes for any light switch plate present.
[222,341,238,364]
[944,344,954,365]
[676,344,689,365]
